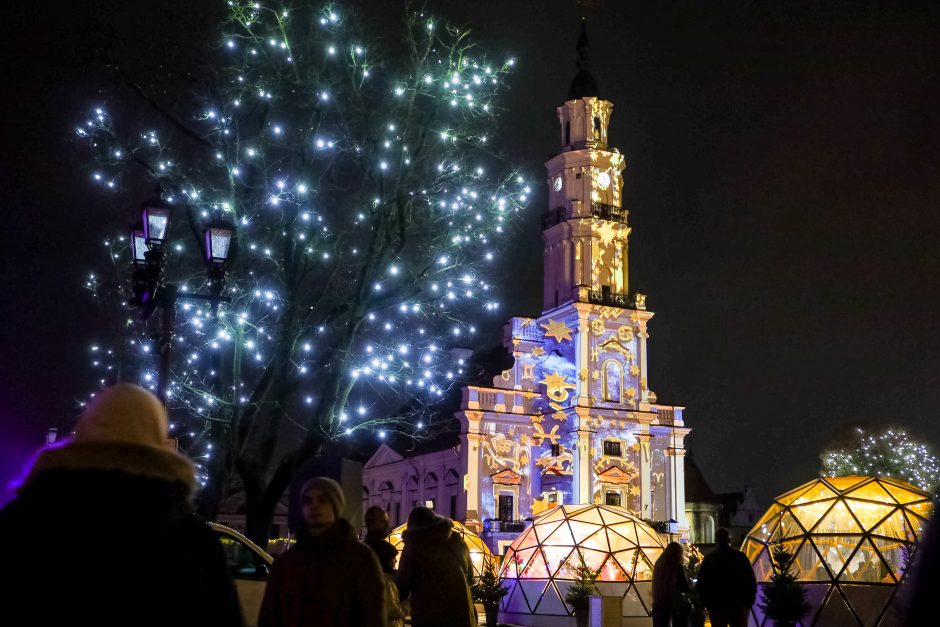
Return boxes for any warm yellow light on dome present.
[744,476,933,627]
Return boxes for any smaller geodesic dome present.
[498,504,665,622]
[388,519,496,579]
[744,476,933,627]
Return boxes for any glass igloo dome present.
[388,519,496,579]
[498,504,665,623]
[744,476,933,627]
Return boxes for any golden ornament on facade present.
[591,319,606,335]
[617,326,634,342]
[541,319,573,343]
[531,346,545,357]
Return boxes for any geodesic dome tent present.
[498,504,665,624]
[744,476,933,627]
[388,519,496,579]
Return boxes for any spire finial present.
[567,18,600,100]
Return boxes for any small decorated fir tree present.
[472,567,509,606]
[760,545,810,627]
[564,552,600,611]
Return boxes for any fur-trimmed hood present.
[402,515,454,545]
[18,440,195,492]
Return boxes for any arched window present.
[564,121,571,146]
[603,360,623,402]
[593,116,602,140]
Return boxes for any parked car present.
[209,522,273,626]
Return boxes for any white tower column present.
[460,411,484,529]
[663,446,687,528]
[636,432,652,518]
[574,408,593,504]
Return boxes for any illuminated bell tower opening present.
[543,20,631,313]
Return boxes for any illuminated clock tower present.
[363,21,691,549]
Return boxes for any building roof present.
[684,452,720,504]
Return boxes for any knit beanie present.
[18,384,195,491]
[301,476,345,517]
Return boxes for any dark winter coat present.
[259,518,386,627]
[365,534,399,574]
[652,547,690,613]
[397,517,476,627]
[696,544,758,611]
[0,445,244,627]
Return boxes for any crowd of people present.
[4,383,940,627]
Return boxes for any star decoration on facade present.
[629,485,641,496]
[540,371,577,395]
[541,319,573,342]
[531,346,545,357]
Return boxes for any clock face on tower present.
[597,171,611,190]
[553,176,563,192]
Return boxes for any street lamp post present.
[129,189,235,406]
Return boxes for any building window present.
[498,494,514,522]
[565,121,571,146]
[604,440,622,457]
[605,491,622,507]
[604,360,623,402]
[551,443,561,457]
[548,491,559,505]
[593,116,602,140]
[450,495,457,519]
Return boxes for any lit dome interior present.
[498,504,665,619]
[744,475,933,627]
[388,518,496,579]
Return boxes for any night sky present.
[1,1,938,508]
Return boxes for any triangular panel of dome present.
[794,539,831,581]
[514,527,540,551]
[554,580,576,614]
[906,500,933,521]
[535,580,571,616]
[597,505,628,526]
[633,551,656,581]
[790,499,836,533]
[839,583,895,626]
[871,508,913,541]
[518,579,550,613]
[749,510,781,543]
[793,481,839,505]
[903,509,929,536]
[634,524,663,548]
[813,500,862,534]
[752,547,774,581]
[846,480,895,504]
[612,549,637,579]
[622,583,648,616]
[503,579,529,613]
[836,540,882,583]
[533,520,565,545]
[512,547,538,577]
[800,583,834,624]
[569,520,604,544]
[744,538,765,563]
[520,549,551,579]
[869,536,904,582]
[542,519,577,546]
[580,526,611,553]
[822,476,868,492]
[814,585,861,627]
[633,581,654,615]
[598,554,628,581]
[542,545,575,577]
[813,535,859,580]
[608,521,639,546]
[880,480,926,505]
[843,498,893,532]
[570,505,605,525]
[776,482,817,506]
[538,506,569,524]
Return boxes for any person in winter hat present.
[259,476,386,627]
[397,506,476,627]
[0,383,244,627]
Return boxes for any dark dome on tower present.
[567,19,600,100]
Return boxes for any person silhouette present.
[696,528,757,627]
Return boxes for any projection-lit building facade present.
[363,27,690,548]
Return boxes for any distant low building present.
[684,453,721,545]
[717,486,762,546]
